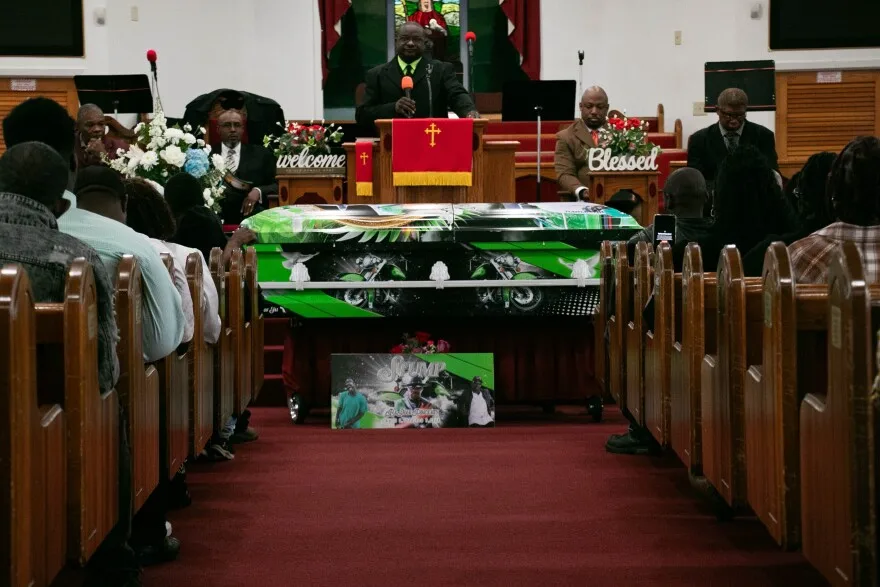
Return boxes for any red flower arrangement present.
[390,331,451,354]
[595,114,659,158]
[262,120,344,157]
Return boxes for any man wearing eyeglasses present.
[686,88,778,190]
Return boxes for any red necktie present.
[591,130,599,145]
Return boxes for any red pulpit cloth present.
[392,118,473,186]
[355,139,374,196]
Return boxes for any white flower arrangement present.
[105,111,225,213]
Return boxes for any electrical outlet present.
[693,102,706,116]
[674,30,682,45]
[131,5,139,21]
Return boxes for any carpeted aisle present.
[144,407,827,587]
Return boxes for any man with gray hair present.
[686,87,778,189]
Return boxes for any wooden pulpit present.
[343,119,518,204]
[588,171,660,227]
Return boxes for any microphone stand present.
[577,50,585,98]
[468,43,475,97]
[535,105,543,201]
[151,66,163,113]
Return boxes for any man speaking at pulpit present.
[356,21,478,135]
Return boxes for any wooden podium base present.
[275,169,345,206]
[588,171,659,226]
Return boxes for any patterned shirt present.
[788,222,880,284]
[0,192,119,392]
[59,193,185,362]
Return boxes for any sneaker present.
[136,536,181,567]
[165,521,172,538]
[230,426,259,444]
[201,443,235,461]
[605,431,657,456]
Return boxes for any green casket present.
[242,202,640,319]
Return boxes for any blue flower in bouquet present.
[184,148,210,178]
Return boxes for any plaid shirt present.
[788,222,880,284]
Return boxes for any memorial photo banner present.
[391,118,474,187]
[355,139,374,196]
[331,353,495,429]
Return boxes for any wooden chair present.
[801,242,880,586]
[187,252,215,457]
[210,248,235,432]
[609,242,631,411]
[226,249,253,414]
[625,241,653,425]
[644,241,675,446]
[743,243,826,549]
[157,254,190,479]
[245,247,264,400]
[594,240,614,396]
[701,245,762,508]
[0,264,66,587]
[35,259,119,566]
[670,243,716,475]
[115,255,160,512]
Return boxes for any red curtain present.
[318,0,352,88]
[500,0,541,80]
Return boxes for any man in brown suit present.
[554,86,609,201]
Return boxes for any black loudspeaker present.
[703,60,776,113]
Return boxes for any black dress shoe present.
[137,536,181,567]
[605,431,657,455]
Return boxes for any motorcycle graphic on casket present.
[469,253,543,311]
[335,254,406,310]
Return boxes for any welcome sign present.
[330,353,496,429]
[276,146,346,170]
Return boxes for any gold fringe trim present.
[393,171,472,187]
[356,182,373,197]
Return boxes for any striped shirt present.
[788,222,880,284]
[59,193,185,362]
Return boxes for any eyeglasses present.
[718,110,746,121]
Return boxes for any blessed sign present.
[276,146,346,169]
[587,147,660,172]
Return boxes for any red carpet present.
[144,407,827,587]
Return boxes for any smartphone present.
[653,214,676,248]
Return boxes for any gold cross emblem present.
[425,123,441,147]
[360,152,369,165]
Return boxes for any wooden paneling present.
[0,77,79,154]
[775,70,880,170]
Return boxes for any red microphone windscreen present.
[146,49,157,62]
[401,76,414,90]
[465,31,476,42]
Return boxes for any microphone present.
[146,49,157,73]
[465,31,476,58]
[578,50,584,65]
[401,76,414,118]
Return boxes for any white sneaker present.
[166,521,172,537]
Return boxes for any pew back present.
[609,242,631,410]
[115,255,160,513]
[245,246,264,400]
[595,241,614,396]
[211,248,235,430]
[187,252,215,456]
[645,241,674,446]
[36,259,118,565]
[625,241,653,425]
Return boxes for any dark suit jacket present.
[554,119,600,196]
[218,143,278,225]
[686,120,778,187]
[355,58,476,133]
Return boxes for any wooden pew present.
[35,259,118,566]
[115,255,160,512]
[210,248,235,432]
[670,243,716,475]
[608,242,631,411]
[227,249,252,414]
[645,241,676,446]
[157,253,190,479]
[801,242,880,586]
[187,252,215,457]
[744,243,826,549]
[0,264,64,587]
[701,245,762,508]
[245,246,264,400]
[625,241,653,425]
[594,240,614,395]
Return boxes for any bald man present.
[554,86,609,201]
[686,88,778,188]
[75,103,130,169]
